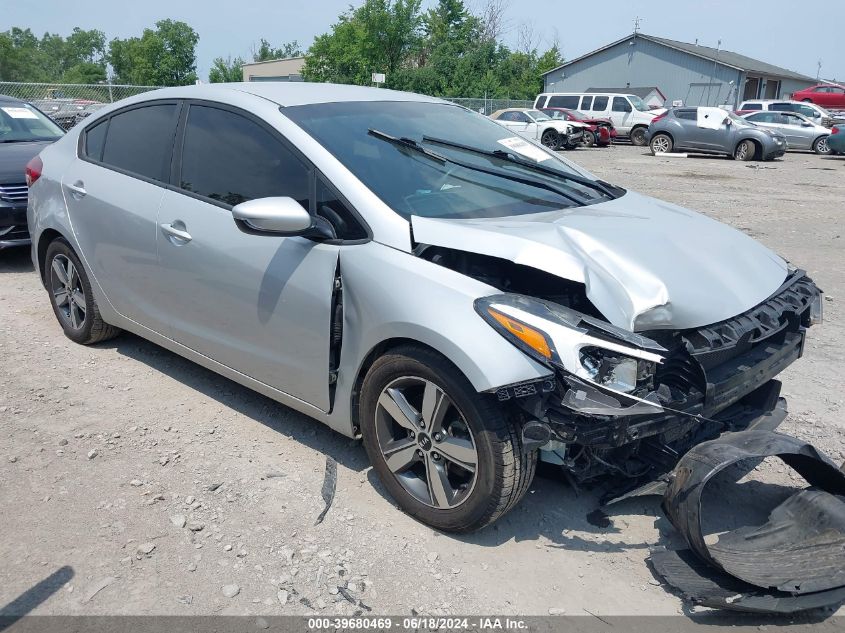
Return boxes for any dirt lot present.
[1,146,844,617]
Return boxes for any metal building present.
[542,33,818,108]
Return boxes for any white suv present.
[534,92,662,145]
[737,100,835,128]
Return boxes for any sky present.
[3,0,842,85]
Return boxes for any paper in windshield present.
[1,106,39,119]
[497,136,552,162]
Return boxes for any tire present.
[734,139,757,161]
[629,126,648,146]
[540,129,561,151]
[813,136,831,155]
[45,238,121,345]
[650,133,673,155]
[581,130,596,148]
[801,98,813,103]
[359,345,536,533]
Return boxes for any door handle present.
[66,181,86,197]
[160,222,192,243]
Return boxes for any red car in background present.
[539,108,617,146]
[791,84,845,109]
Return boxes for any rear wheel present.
[650,133,673,155]
[540,129,561,151]
[45,239,121,345]
[629,126,648,146]
[734,139,757,161]
[813,136,831,155]
[360,346,536,533]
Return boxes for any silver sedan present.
[742,110,832,153]
[27,83,821,532]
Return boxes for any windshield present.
[0,102,64,142]
[527,109,550,121]
[628,96,650,112]
[283,101,610,221]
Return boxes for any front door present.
[156,103,338,411]
[61,102,181,334]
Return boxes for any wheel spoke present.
[69,303,80,328]
[71,289,86,313]
[66,261,77,287]
[53,289,69,307]
[52,258,68,285]
[436,437,477,472]
[425,455,453,508]
[383,439,419,474]
[379,388,420,431]
[421,381,449,434]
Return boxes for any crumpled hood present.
[411,190,788,331]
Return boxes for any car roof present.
[121,82,446,108]
[0,94,25,105]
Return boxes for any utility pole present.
[817,60,822,81]
[633,16,642,34]
[706,39,721,106]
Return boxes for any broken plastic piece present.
[315,456,337,525]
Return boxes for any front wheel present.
[734,139,757,161]
[45,239,121,345]
[360,346,536,533]
[581,130,596,148]
[650,133,673,155]
[540,129,561,151]
[629,127,648,146]
[813,136,831,155]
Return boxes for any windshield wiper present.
[367,128,584,206]
[421,135,622,199]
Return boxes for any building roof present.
[241,56,306,68]
[542,33,816,82]
[586,86,666,100]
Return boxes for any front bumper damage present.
[505,270,822,482]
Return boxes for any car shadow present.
[0,247,34,273]
[100,332,666,550]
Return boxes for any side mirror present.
[232,197,337,241]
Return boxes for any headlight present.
[475,294,664,394]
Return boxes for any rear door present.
[62,101,180,334]
[155,102,340,410]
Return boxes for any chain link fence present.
[1,81,163,130]
[443,97,534,114]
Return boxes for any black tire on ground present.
[582,130,596,147]
[734,139,757,161]
[359,345,536,533]
[649,133,673,155]
[540,129,561,151]
[44,238,121,345]
[813,136,831,155]
[629,127,648,146]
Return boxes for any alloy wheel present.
[374,376,478,509]
[652,136,671,153]
[50,254,86,330]
[816,137,830,154]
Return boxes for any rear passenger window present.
[547,95,579,109]
[591,96,608,111]
[579,96,593,110]
[179,105,310,208]
[675,110,696,120]
[100,104,178,182]
[84,120,107,161]
[743,103,762,111]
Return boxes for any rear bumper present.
[0,203,30,249]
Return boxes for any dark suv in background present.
[0,94,64,249]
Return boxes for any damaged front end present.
[472,270,823,484]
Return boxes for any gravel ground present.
[1,145,843,617]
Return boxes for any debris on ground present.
[315,456,337,525]
[650,430,845,614]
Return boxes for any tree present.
[252,39,303,61]
[209,56,246,82]
[108,19,199,86]
[0,26,107,82]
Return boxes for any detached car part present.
[651,430,845,613]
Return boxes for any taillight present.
[833,126,840,135]
[25,156,42,187]
[651,112,667,124]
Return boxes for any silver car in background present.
[741,110,831,154]
[27,84,822,532]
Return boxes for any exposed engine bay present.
[416,242,824,487]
